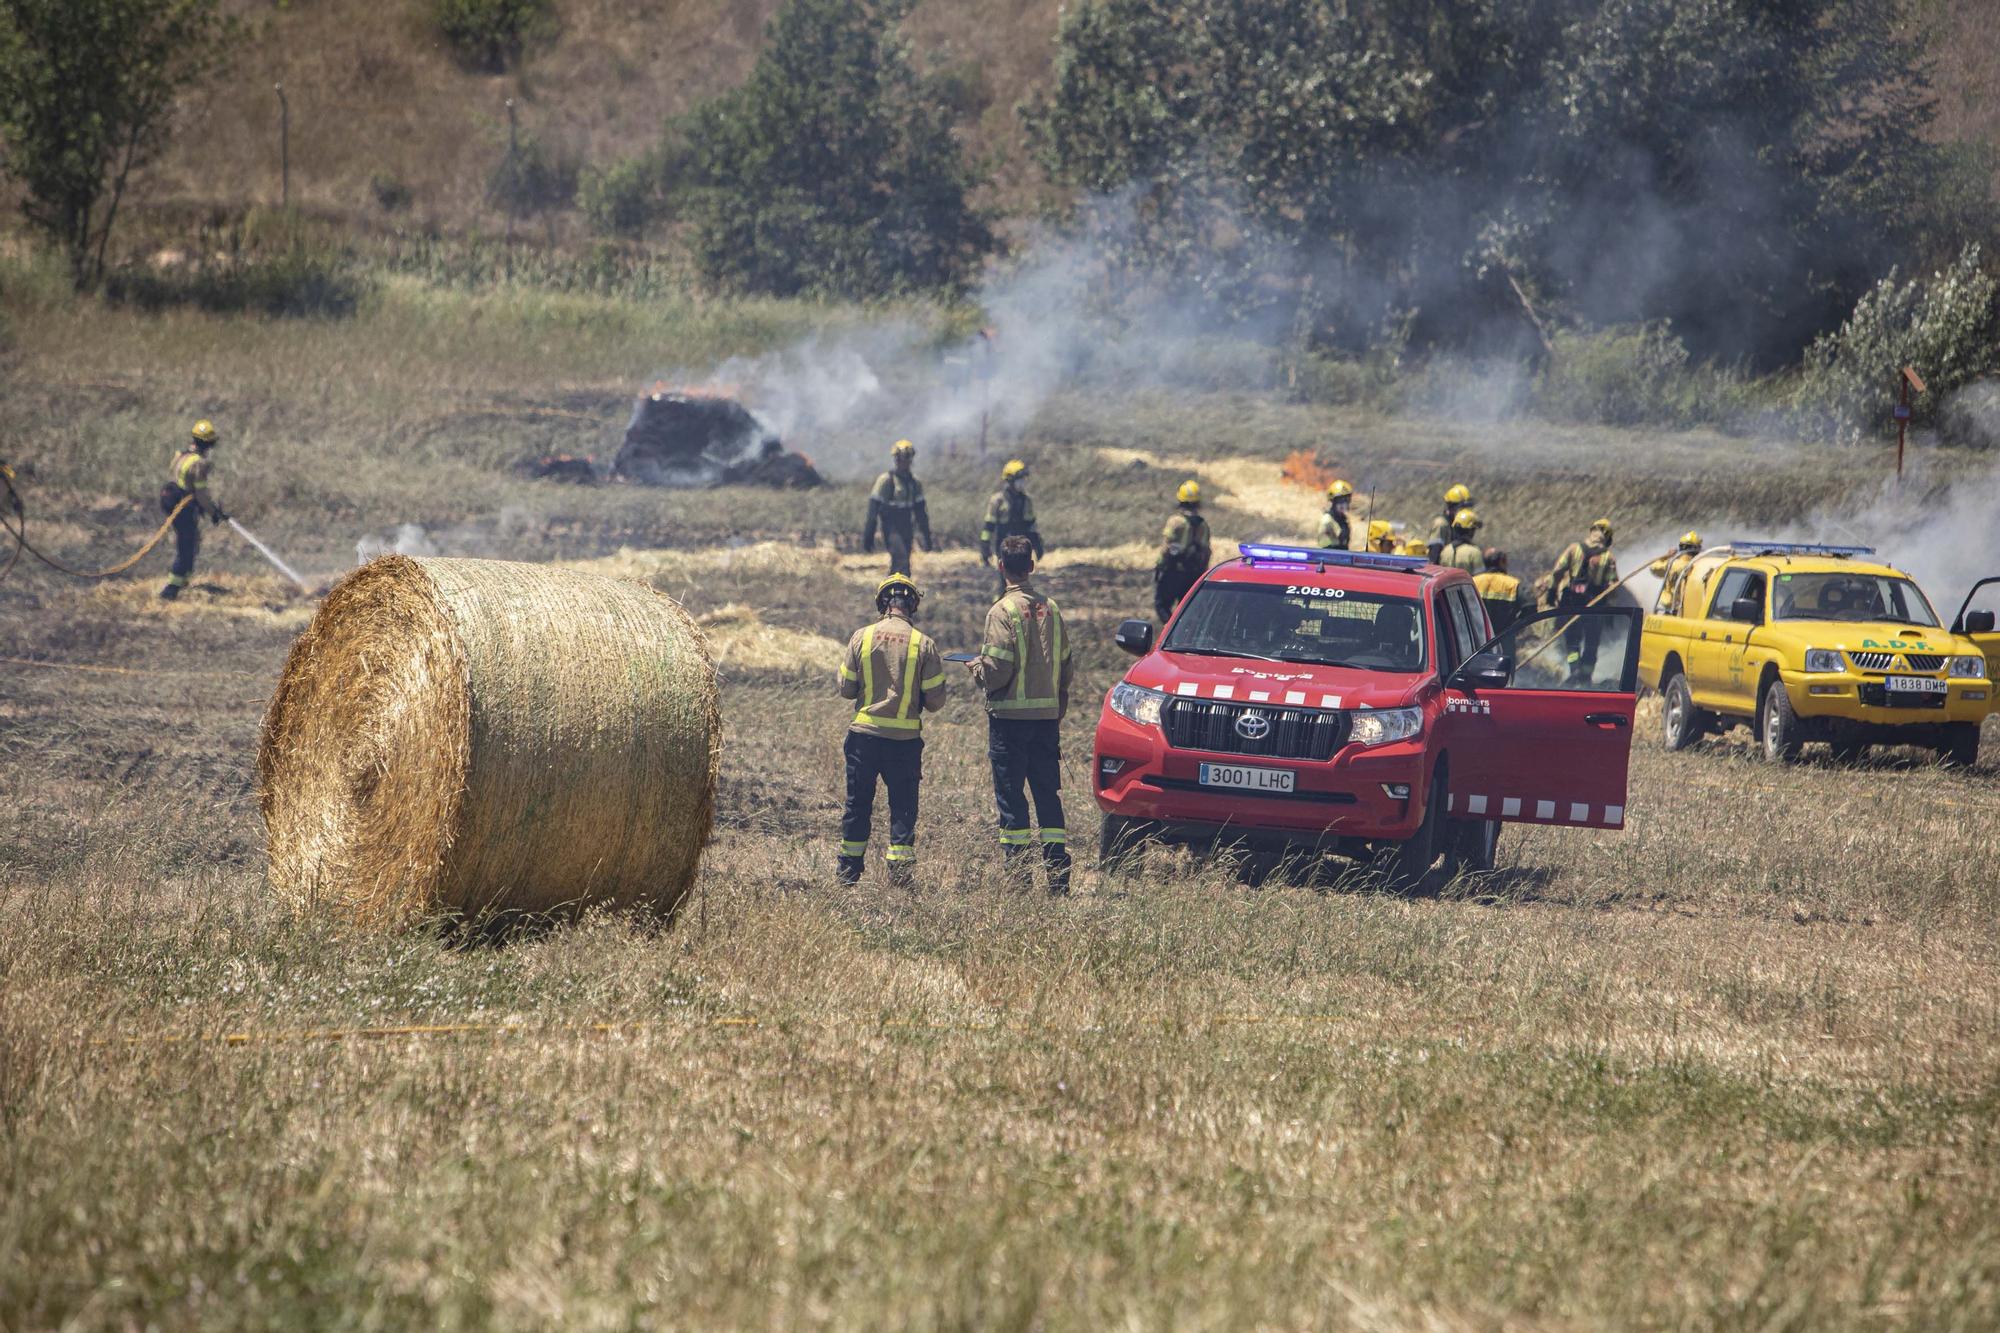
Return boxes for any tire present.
[1442,817,1500,878]
[1383,770,1445,889]
[1758,680,1801,763]
[1097,815,1149,870]
[1661,671,1709,752]
[1937,723,1981,769]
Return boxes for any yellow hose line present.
[0,494,196,584]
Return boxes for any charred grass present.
[4,283,2000,1327]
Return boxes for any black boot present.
[1044,846,1072,897]
[835,856,864,886]
[158,582,181,601]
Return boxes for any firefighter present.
[979,458,1043,571]
[1402,536,1430,558]
[1154,480,1211,622]
[1548,518,1618,682]
[1649,530,1702,615]
[158,420,228,600]
[1366,519,1399,555]
[1426,484,1473,562]
[836,573,948,887]
[968,535,1075,895]
[1318,479,1355,550]
[1437,507,1483,573]
[862,439,934,577]
[1473,548,1532,635]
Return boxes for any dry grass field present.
[4,278,2000,1328]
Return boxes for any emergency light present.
[1713,541,1876,559]
[1237,543,1430,572]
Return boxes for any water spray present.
[227,518,311,593]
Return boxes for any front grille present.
[1903,653,1946,672]
[1848,651,1895,672]
[1161,698,1350,761]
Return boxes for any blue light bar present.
[1238,543,1429,571]
[1721,541,1876,559]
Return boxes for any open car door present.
[1949,577,2000,683]
[1435,605,1642,830]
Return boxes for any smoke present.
[355,508,545,565]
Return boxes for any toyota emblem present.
[1234,711,1272,741]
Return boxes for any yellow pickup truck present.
[1639,543,1999,765]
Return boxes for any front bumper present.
[1782,671,1990,728]
[1093,706,1429,845]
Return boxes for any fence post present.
[275,83,290,211]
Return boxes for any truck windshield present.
[1771,572,1939,626]
[1163,582,1426,672]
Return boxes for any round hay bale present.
[258,556,720,928]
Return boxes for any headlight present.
[1803,649,1844,673]
[1950,655,1987,679]
[1348,705,1423,747]
[1108,681,1166,727]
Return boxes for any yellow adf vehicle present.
[1638,543,2000,765]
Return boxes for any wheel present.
[1661,671,1709,752]
[1758,680,1801,763]
[1442,817,1500,878]
[1383,770,1445,889]
[1097,815,1150,870]
[1937,723,1981,769]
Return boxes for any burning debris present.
[611,389,822,489]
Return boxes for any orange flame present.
[1281,449,1343,492]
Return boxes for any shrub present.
[429,0,555,73]
[1536,324,1693,427]
[103,234,368,317]
[487,132,578,219]
[370,172,413,213]
[577,154,660,237]
[1796,245,2000,443]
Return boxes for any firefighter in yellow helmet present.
[1437,507,1484,573]
[1473,548,1533,634]
[968,536,1076,895]
[1402,535,1429,558]
[1649,530,1703,615]
[158,420,228,600]
[836,573,948,887]
[980,459,1043,595]
[1155,479,1211,621]
[1366,519,1399,555]
[1548,518,1619,682]
[1318,479,1355,550]
[862,439,934,577]
[1426,483,1472,562]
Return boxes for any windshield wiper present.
[1170,647,1289,664]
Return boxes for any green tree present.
[675,0,995,299]
[0,0,231,290]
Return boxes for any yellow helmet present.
[1402,537,1428,556]
[1367,518,1393,545]
[1327,479,1354,500]
[1590,517,1614,542]
[1002,459,1028,480]
[1177,479,1201,505]
[1452,507,1481,532]
[891,438,915,458]
[191,419,218,445]
[1444,483,1471,506]
[1679,530,1701,551]
[875,573,922,610]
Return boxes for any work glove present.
[210,508,227,526]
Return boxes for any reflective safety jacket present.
[980,487,1042,560]
[168,448,211,497]
[971,581,1073,721]
[1550,537,1618,605]
[1158,507,1211,575]
[1473,570,1531,633]
[839,612,947,739]
[1649,551,1697,614]
[1318,508,1352,551]
[864,470,931,546]
[1438,539,1482,574]
[1427,509,1455,550]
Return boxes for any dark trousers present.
[879,517,914,576]
[168,503,202,586]
[987,716,1070,890]
[840,731,922,883]
[1560,598,1602,680]
[1155,566,1198,623]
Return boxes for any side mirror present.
[1965,610,1996,636]
[1115,619,1155,657]
[1455,650,1513,690]
[1732,596,1764,624]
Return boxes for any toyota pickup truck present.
[1093,543,1643,884]
[1638,543,1999,765]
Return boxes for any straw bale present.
[258,556,720,928]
